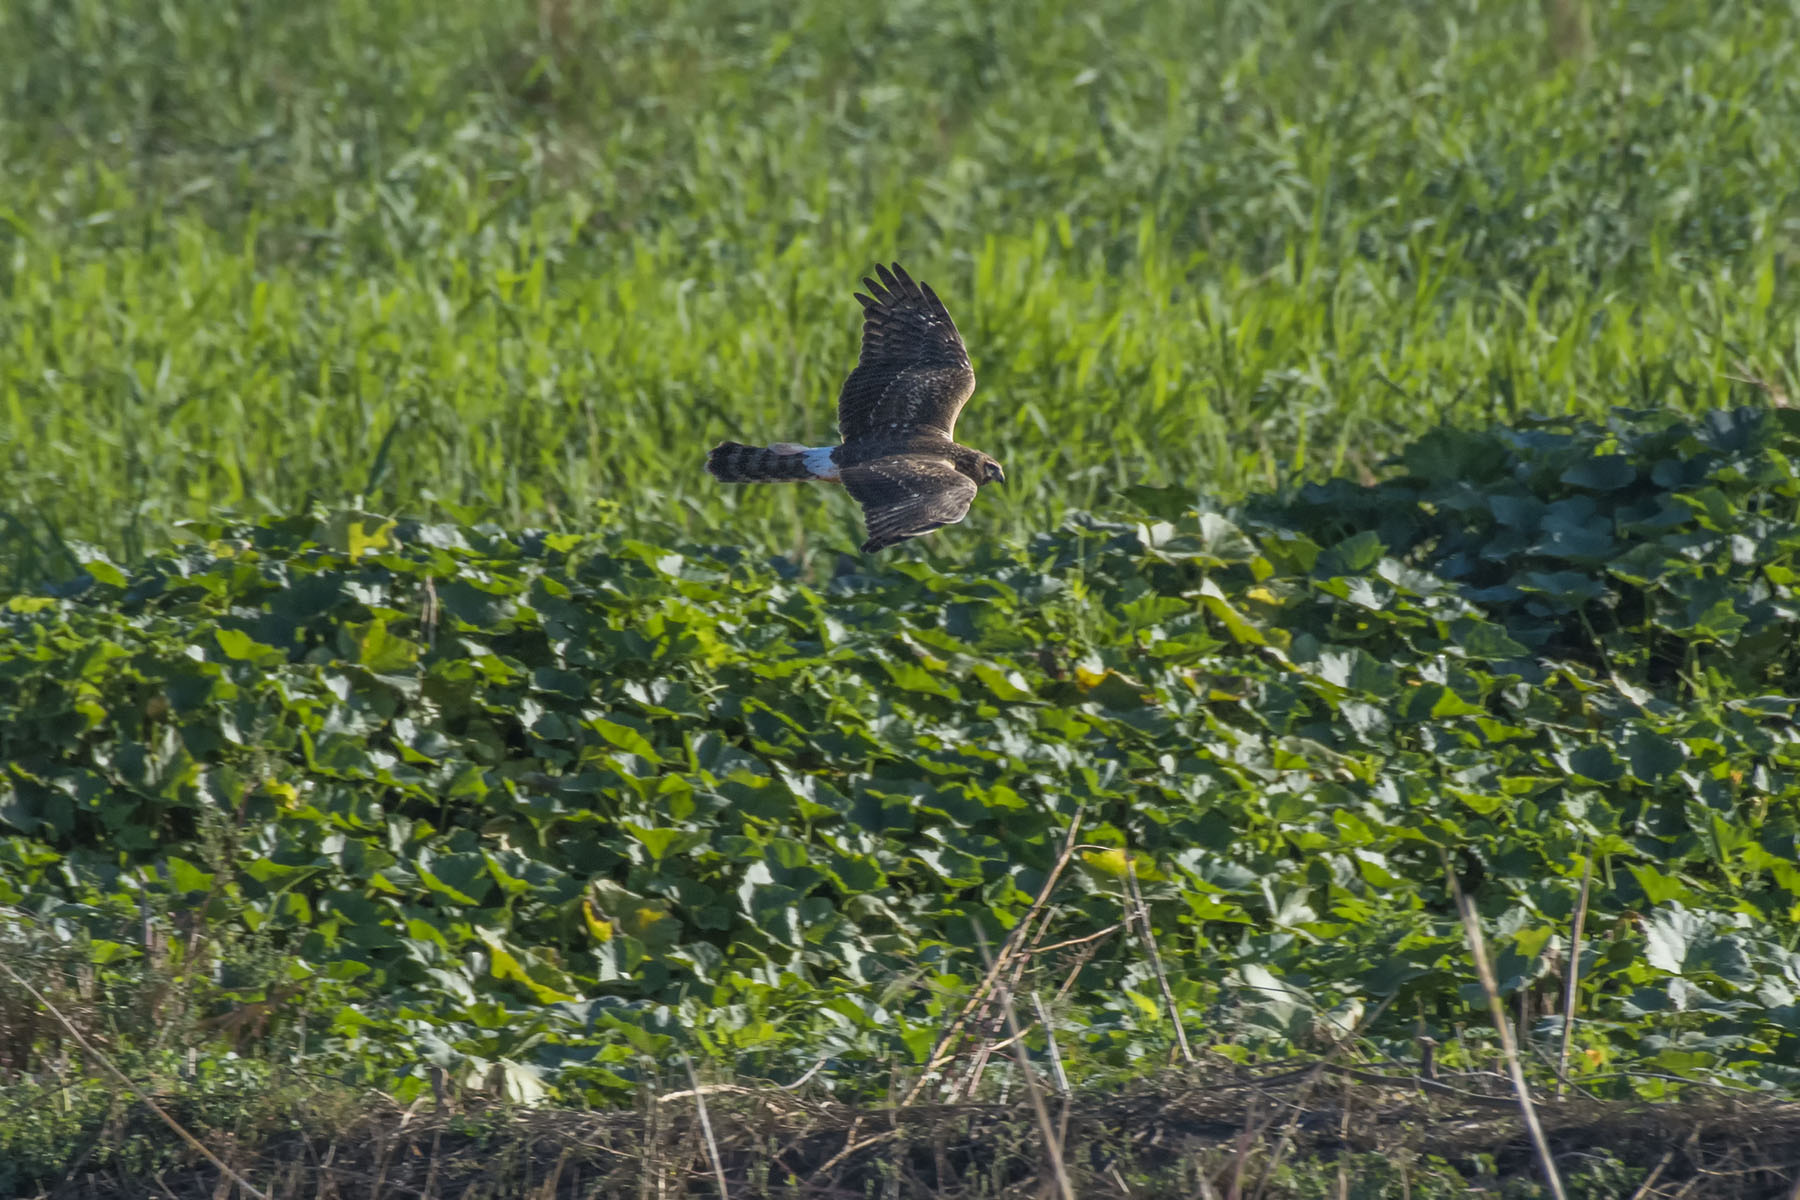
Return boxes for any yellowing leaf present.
[348,518,396,559]
[1197,579,1289,654]
[1125,989,1161,1022]
[1082,848,1132,878]
[479,930,576,1003]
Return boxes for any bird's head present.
[979,455,1006,487]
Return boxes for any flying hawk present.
[706,262,1004,552]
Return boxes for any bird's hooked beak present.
[988,462,1006,486]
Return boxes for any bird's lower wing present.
[841,455,978,552]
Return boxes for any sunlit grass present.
[2,0,1797,567]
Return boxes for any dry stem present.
[0,959,271,1200]
[1444,858,1568,1200]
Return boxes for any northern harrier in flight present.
[706,262,1003,552]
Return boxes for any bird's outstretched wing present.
[841,455,978,552]
[837,263,976,443]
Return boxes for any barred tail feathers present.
[706,441,835,483]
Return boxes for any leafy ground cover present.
[4,408,1800,1193]
[7,0,1800,1192]
[3,0,1799,565]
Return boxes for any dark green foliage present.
[4,410,1800,1105]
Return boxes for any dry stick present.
[681,1055,732,1200]
[0,959,271,1200]
[959,846,1096,1102]
[1248,1093,1316,1200]
[421,575,440,650]
[1053,933,1115,1003]
[542,1147,571,1200]
[1124,856,1195,1065]
[1007,890,1071,991]
[1228,1097,1256,1200]
[952,966,1023,1101]
[1030,991,1071,1098]
[976,924,1076,1200]
[1335,1077,1353,1200]
[954,1035,997,1103]
[902,806,1086,1105]
[975,1022,1037,1059]
[1443,859,1568,1200]
[1032,923,1125,956]
[1556,856,1595,1100]
[642,1068,662,1200]
[806,1129,897,1183]
[956,972,1022,1100]
[1248,995,1395,1200]
[1312,1064,1542,1110]
[422,1126,445,1200]
[960,905,1074,1101]
[938,951,1034,1102]
[984,978,1090,1060]
[778,1053,830,1092]
[1627,1148,1675,1200]
[1527,1039,1602,1103]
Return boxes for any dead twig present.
[0,959,271,1200]
[806,1128,897,1183]
[779,1054,829,1092]
[1031,922,1125,956]
[1557,855,1595,1099]
[1444,855,1568,1200]
[682,1054,731,1200]
[1629,1147,1676,1200]
[1249,994,1392,1200]
[1124,856,1195,1065]
[1311,1064,1539,1110]
[904,806,1086,1104]
[1053,932,1113,1003]
[1031,991,1071,1098]
[977,923,1075,1200]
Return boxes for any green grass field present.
[7,1,1800,1196]
[5,0,1797,564]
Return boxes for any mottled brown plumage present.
[705,262,1003,552]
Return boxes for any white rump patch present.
[801,446,842,482]
[765,442,840,481]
